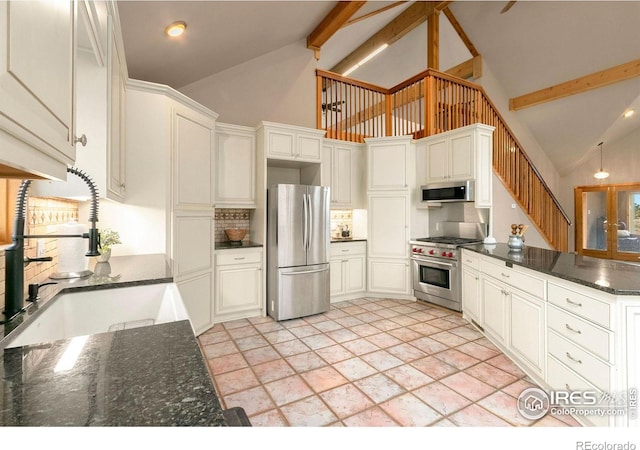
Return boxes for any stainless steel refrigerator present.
[267,184,330,321]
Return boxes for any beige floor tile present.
[411,356,459,380]
[342,407,399,426]
[455,340,500,360]
[207,352,247,375]
[264,374,314,406]
[413,382,472,416]
[315,344,355,364]
[272,339,311,357]
[407,336,448,354]
[243,345,281,366]
[386,343,427,363]
[433,348,481,370]
[252,358,295,384]
[300,333,338,350]
[360,350,404,371]
[285,351,327,372]
[202,340,239,359]
[448,326,484,341]
[354,373,405,403]
[501,378,538,398]
[249,408,288,427]
[325,328,361,342]
[262,329,297,344]
[223,385,275,416]
[341,337,380,355]
[407,322,442,336]
[485,354,527,378]
[319,383,375,419]
[379,393,442,426]
[312,320,343,332]
[349,323,383,337]
[365,332,403,349]
[301,366,349,393]
[222,318,252,330]
[464,362,519,388]
[254,321,285,333]
[234,334,270,351]
[214,367,260,396]
[440,371,497,402]
[448,404,511,426]
[280,395,338,426]
[477,391,535,426]
[198,330,231,346]
[332,357,377,381]
[226,326,259,340]
[429,331,469,346]
[384,364,434,390]
[289,324,322,338]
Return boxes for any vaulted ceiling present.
[117,1,640,177]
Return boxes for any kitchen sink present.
[4,283,191,349]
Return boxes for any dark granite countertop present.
[462,243,640,296]
[331,237,367,243]
[0,254,228,426]
[215,240,263,250]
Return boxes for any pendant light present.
[594,141,609,179]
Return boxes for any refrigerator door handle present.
[302,193,308,252]
[281,267,328,276]
[307,193,313,252]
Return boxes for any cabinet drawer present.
[481,259,545,298]
[216,250,262,266]
[548,305,613,363]
[548,282,611,329]
[331,241,366,257]
[548,330,611,392]
[461,250,480,270]
[546,356,609,427]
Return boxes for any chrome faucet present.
[2,167,101,323]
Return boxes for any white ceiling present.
[116,0,640,176]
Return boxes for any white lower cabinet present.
[480,276,508,345]
[214,248,264,323]
[330,241,366,302]
[368,258,410,295]
[508,288,545,379]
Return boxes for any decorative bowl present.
[224,228,247,242]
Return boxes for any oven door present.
[412,257,458,302]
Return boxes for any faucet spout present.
[2,167,101,322]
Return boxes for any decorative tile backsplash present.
[331,209,353,239]
[0,197,79,311]
[214,208,252,242]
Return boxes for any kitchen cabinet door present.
[367,193,409,259]
[367,138,411,191]
[425,138,448,183]
[107,13,126,200]
[215,261,262,323]
[481,276,507,345]
[215,123,256,208]
[172,104,216,209]
[177,272,213,336]
[508,289,545,378]
[449,132,474,180]
[330,259,345,297]
[461,266,481,324]
[368,258,410,295]
[0,0,77,179]
[345,255,366,294]
[332,145,352,206]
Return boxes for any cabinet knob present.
[74,134,87,147]
[120,183,126,189]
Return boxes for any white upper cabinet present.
[258,121,324,163]
[0,0,77,179]
[172,103,216,210]
[107,8,127,200]
[215,123,256,208]
[324,139,365,209]
[366,136,413,191]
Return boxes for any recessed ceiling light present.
[623,109,635,118]
[165,21,187,38]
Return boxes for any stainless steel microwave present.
[420,180,475,203]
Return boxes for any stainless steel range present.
[410,223,487,312]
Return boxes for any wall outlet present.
[36,239,46,260]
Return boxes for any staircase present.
[316,68,570,251]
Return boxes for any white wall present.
[559,127,640,252]
[179,40,316,128]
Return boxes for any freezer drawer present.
[269,264,330,321]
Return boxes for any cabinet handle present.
[565,352,583,364]
[565,298,582,307]
[466,259,473,263]
[234,257,245,260]
[474,276,479,280]
[565,323,582,334]
[74,134,87,147]
[500,272,510,278]
[343,259,348,263]
[341,249,349,252]
[501,289,509,296]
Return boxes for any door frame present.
[575,182,640,262]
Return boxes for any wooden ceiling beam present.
[445,55,482,80]
[307,1,367,53]
[510,58,640,111]
[330,1,437,75]
[342,1,407,28]
[427,9,439,69]
[442,6,479,57]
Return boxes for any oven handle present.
[412,257,457,269]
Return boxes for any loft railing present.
[316,68,570,251]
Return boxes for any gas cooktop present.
[415,237,483,246]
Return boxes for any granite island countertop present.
[462,243,640,296]
[0,254,227,427]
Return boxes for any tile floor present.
[198,297,580,427]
